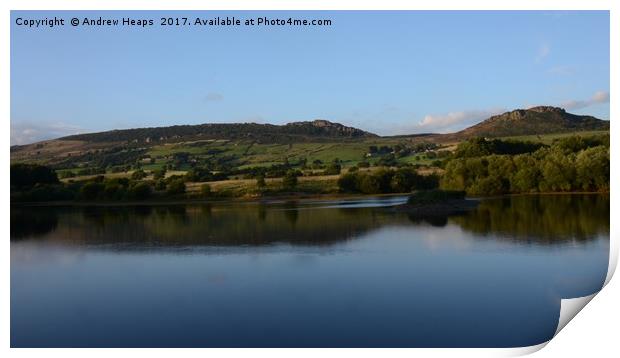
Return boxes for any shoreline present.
[10,192,410,207]
[9,191,608,208]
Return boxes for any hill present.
[10,107,609,170]
[450,106,609,139]
[59,119,378,144]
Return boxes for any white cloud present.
[11,121,83,145]
[592,91,610,103]
[204,92,224,102]
[413,108,505,133]
[536,43,550,62]
[561,90,609,110]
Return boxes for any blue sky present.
[11,10,610,145]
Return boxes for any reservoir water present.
[10,194,609,347]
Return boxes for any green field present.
[142,138,439,170]
[48,130,610,184]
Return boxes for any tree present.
[128,182,152,200]
[11,163,59,189]
[256,174,266,188]
[131,169,147,180]
[166,179,186,195]
[440,159,469,191]
[311,159,324,169]
[468,176,505,196]
[575,146,609,191]
[186,167,215,182]
[80,182,104,200]
[324,162,342,175]
[103,181,128,200]
[539,149,575,192]
[201,183,212,196]
[337,173,358,193]
[510,155,540,193]
[358,174,383,194]
[152,168,167,180]
[390,168,417,193]
[373,169,394,192]
[282,170,298,189]
[155,180,167,191]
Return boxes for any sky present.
[10,10,610,145]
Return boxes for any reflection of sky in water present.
[11,195,609,348]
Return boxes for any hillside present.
[451,106,609,139]
[10,107,609,170]
[60,119,378,144]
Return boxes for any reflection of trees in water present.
[10,195,609,246]
[200,204,212,218]
[13,203,395,246]
[284,209,299,226]
[452,194,609,243]
[10,208,58,240]
[257,205,267,222]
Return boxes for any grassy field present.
[51,130,609,185]
[142,137,440,170]
[185,175,341,198]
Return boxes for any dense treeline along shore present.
[10,107,609,204]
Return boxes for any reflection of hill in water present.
[450,194,609,244]
[10,194,609,247]
[11,203,401,246]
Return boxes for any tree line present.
[337,167,439,194]
[440,135,609,195]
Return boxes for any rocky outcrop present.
[453,107,608,138]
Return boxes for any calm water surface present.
[11,194,609,347]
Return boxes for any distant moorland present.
[10,106,609,202]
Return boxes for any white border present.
[2,1,617,357]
